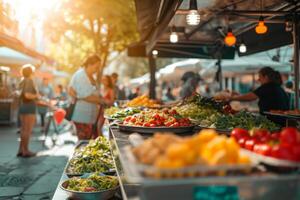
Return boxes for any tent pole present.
[148,55,157,99]
[293,13,299,109]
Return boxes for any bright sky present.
[5,0,60,24]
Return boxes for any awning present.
[0,47,41,66]
[129,0,300,58]
[0,31,54,64]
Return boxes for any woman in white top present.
[68,54,103,140]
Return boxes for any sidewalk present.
[0,121,77,200]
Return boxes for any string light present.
[239,43,247,53]
[224,28,236,46]
[186,0,200,26]
[169,26,178,43]
[255,16,268,34]
[152,50,158,56]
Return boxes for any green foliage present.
[44,0,139,73]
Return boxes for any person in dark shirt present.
[230,67,289,113]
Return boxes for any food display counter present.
[52,95,300,200]
[52,125,300,200]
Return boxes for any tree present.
[0,0,18,34]
[44,0,139,75]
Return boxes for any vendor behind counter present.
[229,67,289,126]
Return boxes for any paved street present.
[0,120,77,200]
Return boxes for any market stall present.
[0,66,18,124]
[52,94,300,200]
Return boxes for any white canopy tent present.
[158,59,209,82]
[200,56,292,80]
[129,59,210,87]
[0,47,41,66]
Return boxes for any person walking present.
[38,78,53,132]
[18,64,40,157]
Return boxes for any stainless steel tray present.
[118,124,195,134]
[65,140,116,177]
[61,178,119,200]
[241,149,300,168]
[119,145,257,183]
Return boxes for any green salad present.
[68,137,114,174]
[214,111,279,131]
[104,107,121,116]
[66,174,118,192]
[110,107,141,120]
[175,102,222,127]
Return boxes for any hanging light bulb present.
[239,43,247,53]
[170,32,178,43]
[255,16,268,34]
[169,26,178,43]
[224,28,236,47]
[186,0,200,26]
[152,50,158,56]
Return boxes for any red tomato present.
[143,122,150,127]
[153,113,160,120]
[292,144,300,161]
[253,144,272,156]
[245,139,257,151]
[170,109,178,115]
[238,137,249,148]
[150,123,156,127]
[130,117,136,123]
[165,122,172,127]
[170,122,179,127]
[260,135,271,143]
[231,128,249,140]
[274,144,298,161]
[271,145,281,159]
[125,116,131,122]
[254,129,269,138]
[280,127,299,145]
[270,132,280,140]
[149,119,156,124]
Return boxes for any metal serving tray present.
[119,145,257,183]
[118,124,195,134]
[65,140,116,177]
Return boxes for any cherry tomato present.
[150,123,156,127]
[260,135,271,143]
[130,117,136,123]
[273,143,297,161]
[245,139,257,151]
[254,129,269,138]
[280,127,299,145]
[125,116,131,122]
[231,128,249,140]
[292,144,300,161]
[271,145,281,159]
[270,132,280,140]
[253,144,272,156]
[170,122,179,127]
[143,122,150,127]
[238,137,249,148]
[165,122,172,127]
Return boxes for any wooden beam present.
[145,0,183,55]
